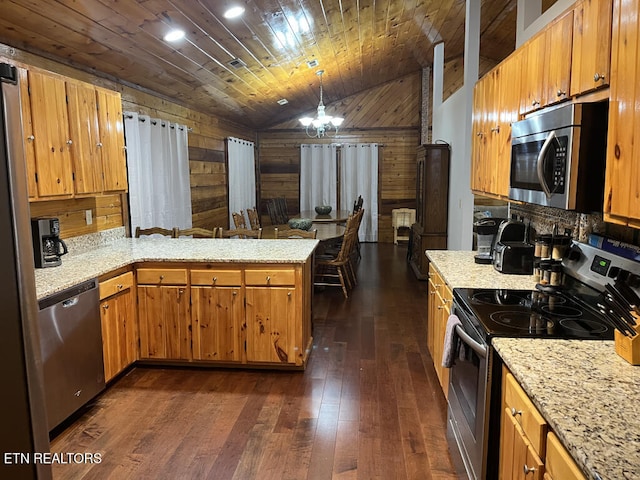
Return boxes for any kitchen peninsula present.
[35,235,318,370]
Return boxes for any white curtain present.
[124,112,192,232]
[227,137,256,227]
[340,143,379,242]
[300,144,338,211]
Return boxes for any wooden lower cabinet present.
[191,269,243,362]
[427,264,451,397]
[137,268,191,360]
[99,271,137,382]
[135,262,312,368]
[500,367,585,480]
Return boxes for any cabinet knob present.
[266,276,271,283]
[437,305,445,310]
[27,135,34,142]
[523,464,536,475]
[429,290,436,295]
[490,125,500,133]
[102,304,109,310]
[476,132,484,138]
[511,407,522,417]
[67,139,73,145]
[594,72,606,82]
[159,275,164,281]
[97,142,103,148]
[531,100,540,107]
[117,284,123,290]
[212,276,217,284]
[232,291,237,296]
[287,291,292,297]
[556,89,566,97]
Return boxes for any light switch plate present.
[85,209,93,225]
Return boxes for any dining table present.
[298,209,351,223]
[262,223,345,242]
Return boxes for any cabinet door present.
[17,68,38,198]
[545,10,574,106]
[604,0,640,225]
[191,286,242,362]
[100,287,136,382]
[495,51,522,197]
[67,80,103,194]
[500,408,545,480]
[245,286,296,364]
[520,33,546,114]
[96,87,128,192]
[138,285,190,360]
[427,273,439,358]
[27,70,74,197]
[471,76,489,193]
[571,0,613,95]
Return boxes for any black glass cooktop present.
[453,286,614,340]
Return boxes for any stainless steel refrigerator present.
[0,62,52,479]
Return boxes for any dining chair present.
[134,226,176,238]
[314,219,358,298]
[275,197,289,224]
[174,227,218,238]
[231,211,247,229]
[246,207,261,230]
[217,227,262,239]
[274,228,317,239]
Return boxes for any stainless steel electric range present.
[447,241,640,480]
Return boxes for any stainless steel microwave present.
[509,102,608,211]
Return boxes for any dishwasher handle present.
[62,297,79,308]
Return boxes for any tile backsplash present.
[510,203,640,246]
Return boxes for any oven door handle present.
[455,324,487,358]
[536,130,556,199]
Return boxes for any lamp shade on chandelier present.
[299,70,344,138]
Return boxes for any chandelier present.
[299,70,344,138]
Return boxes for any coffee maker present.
[31,217,68,268]
[473,217,505,264]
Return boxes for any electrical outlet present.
[85,209,93,225]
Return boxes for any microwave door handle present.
[454,324,487,358]
[536,130,556,199]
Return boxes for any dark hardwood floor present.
[50,243,465,479]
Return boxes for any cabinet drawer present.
[504,371,547,457]
[245,269,295,286]
[191,269,242,286]
[100,271,134,300]
[545,432,585,480]
[137,268,187,285]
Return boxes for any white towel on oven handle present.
[441,314,466,368]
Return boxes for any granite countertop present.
[494,338,640,480]
[35,237,319,300]
[426,250,538,290]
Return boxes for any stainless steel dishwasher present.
[37,278,105,430]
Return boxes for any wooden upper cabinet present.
[604,0,640,226]
[27,69,74,197]
[66,80,103,195]
[96,87,128,192]
[545,10,574,105]
[571,0,613,96]
[520,32,547,115]
[17,68,37,198]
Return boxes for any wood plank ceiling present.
[0,0,519,130]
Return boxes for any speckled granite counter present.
[494,338,640,480]
[426,250,537,290]
[35,237,319,300]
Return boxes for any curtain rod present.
[123,113,192,132]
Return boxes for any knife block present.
[614,318,640,365]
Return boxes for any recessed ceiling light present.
[164,29,185,42]
[224,6,245,19]
[277,99,289,105]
